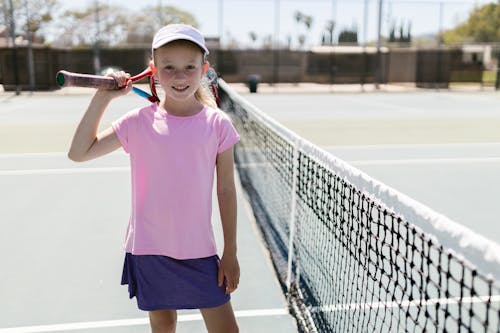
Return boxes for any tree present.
[142,4,198,32]
[293,10,313,49]
[302,14,313,46]
[1,0,59,44]
[338,22,358,44]
[338,29,358,44]
[262,34,273,49]
[406,22,412,43]
[298,34,306,48]
[324,20,335,45]
[125,4,198,46]
[442,2,500,43]
[50,4,129,47]
[50,3,198,47]
[389,22,396,43]
[248,31,257,48]
[294,11,302,26]
[388,20,412,44]
[302,15,312,30]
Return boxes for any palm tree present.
[303,15,312,30]
[248,31,257,48]
[294,11,303,25]
[325,20,335,45]
[294,11,303,49]
[298,34,306,49]
[302,15,313,48]
[293,11,313,49]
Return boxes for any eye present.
[185,65,196,71]
[164,65,175,72]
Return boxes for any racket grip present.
[56,70,119,90]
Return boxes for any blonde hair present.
[196,77,217,108]
[153,40,217,109]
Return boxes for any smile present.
[172,85,189,92]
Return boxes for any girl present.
[68,24,240,333]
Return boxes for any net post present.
[286,140,300,292]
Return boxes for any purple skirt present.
[121,253,230,311]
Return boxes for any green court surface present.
[1,87,500,332]
[0,91,296,332]
[243,90,500,242]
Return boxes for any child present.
[68,24,240,333]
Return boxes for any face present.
[153,42,206,103]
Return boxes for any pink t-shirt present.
[112,104,240,259]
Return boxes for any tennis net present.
[218,80,500,333]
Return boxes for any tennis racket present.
[56,64,220,106]
[56,63,160,103]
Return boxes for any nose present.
[173,69,188,79]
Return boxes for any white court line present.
[348,157,500,166]
[0,151,127,158]
[0,167,130,176]
[323,142,500,150]
[314,294,500,313]
[0,152,68,158]
[0,308,289,333]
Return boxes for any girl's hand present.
[218,253,240,294]
[96,71,132,99]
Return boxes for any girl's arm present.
[216,147,240,294]
[68,73,132,162]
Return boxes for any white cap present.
[152,24,209,55]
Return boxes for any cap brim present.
[152,34,209,55]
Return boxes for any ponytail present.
[195,80,217,108]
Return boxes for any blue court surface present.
[1,86,500,332]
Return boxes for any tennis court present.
[231,85,500,332]
[1,84,499,332]
[0,89,295,332]
[241,89,500,241]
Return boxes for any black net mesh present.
[219,83,500,333]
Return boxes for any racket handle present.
[56,70,119,89]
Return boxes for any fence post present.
[496,47,500,91]
[375,0,384,89]
[8,0,20,94]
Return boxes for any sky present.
[60,0,495,48]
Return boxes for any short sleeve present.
[217,113,240,154]
[111,109,138,154]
